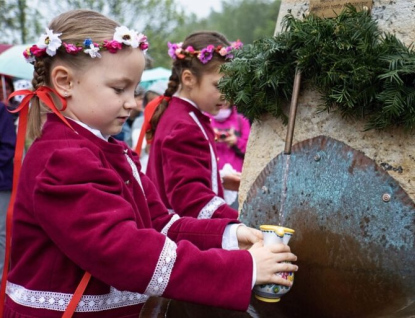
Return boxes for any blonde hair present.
[28,10,120,140]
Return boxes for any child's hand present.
[249,242,298,286]
[236,226,263,250]
[222,173,241,191]
[224,128,237,146]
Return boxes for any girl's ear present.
[181,69,196,90]
[50,65,73,98]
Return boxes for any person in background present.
[3,10,297,317]
[12,80,32,105]
[131,80,168,171]
[145,32,245,220]
[209,102,251,209]
[143,80,168,106]
[0,76,19,123]
[113,85,145,147]
[0,101,16,285]
[130,85,150,171]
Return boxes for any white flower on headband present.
[23,26,149,64]
[113,26,139,48]
[84,43,101,58]
[36,28,62,57]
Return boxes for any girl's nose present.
[124,95,136,109]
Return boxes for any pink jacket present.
[210,106,251,172]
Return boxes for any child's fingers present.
[274,252,297,263]
[267,243,291,254]
[249,241,264,250]
[268,263,298,286]
[268,275,295,287]
[251,228,263,238]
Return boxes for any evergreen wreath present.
[219,5,415,131]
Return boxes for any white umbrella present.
[0,44,34,80]
[141,67,171,89]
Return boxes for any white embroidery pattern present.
[6,282,148,312]
[161,214,180,236]
[124,151,145,195]
[198,196,226,219]
[188,112,219,194]
[144,238,177,296]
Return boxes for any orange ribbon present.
[134,95,171,155]
[7,86,75,131]
[0,86,75,316]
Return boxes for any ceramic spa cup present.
[253,225,295,303]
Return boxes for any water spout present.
[284,70,302,155]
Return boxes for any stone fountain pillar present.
[239,0,415,210]
[237,1,415,317]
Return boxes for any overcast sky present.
[175,0,222,18]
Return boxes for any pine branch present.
[219,5,415,132]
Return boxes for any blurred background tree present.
[0,0,281,68]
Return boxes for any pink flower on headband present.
[185,46,195,54]
[231,40,243,49]
[23,26,149,64]
[138,34,149,51]
[198,45,215,64]
[63,43,83,54]
[23,48,35,63]
[218,47,229,56]
[167,41,243,64]
[103,40,123,53]
[30,45,47,57]
[168,42,182,60]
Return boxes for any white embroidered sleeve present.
[144,238,177,296]
[161,214,180,236]
[198,196,226,219]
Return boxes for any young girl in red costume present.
[1,10,297,318]
[145,33,245,220]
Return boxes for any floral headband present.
[167,40,243,64]
[23,26,149,64]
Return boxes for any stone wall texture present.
[239,0,415,209]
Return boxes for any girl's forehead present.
[75,49,145,81]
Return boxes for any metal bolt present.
[382,193,391,202]
[314,154,321,162]
[261,186,268,194]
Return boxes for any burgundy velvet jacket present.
[4,115,252,318]
[146,97,239,220]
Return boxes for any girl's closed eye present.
[113,87,125,94]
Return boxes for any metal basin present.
[239,135,415,318]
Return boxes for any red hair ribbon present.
[0,86,75,315]
[134,95,171,155]
[8,86,75,131]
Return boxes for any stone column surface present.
[239,0,415,209]
[240,92,415,207]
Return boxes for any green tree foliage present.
[0,0,43,44]
[160,0,282,68]
[0,0,185,57]
[0,0,282,70]
[171,0,281,44]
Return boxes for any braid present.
[164,69,180,98]
[147,69,180,140]
[28,58,51,140]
